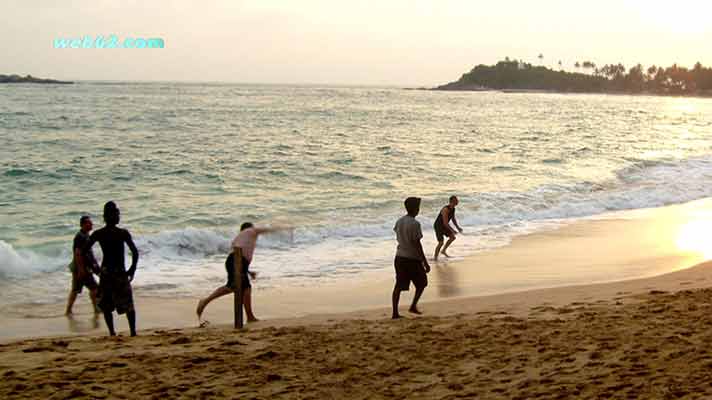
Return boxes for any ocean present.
[1,82,712,312]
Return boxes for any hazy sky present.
[1,0,710,85]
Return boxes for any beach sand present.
[2,200,712,398]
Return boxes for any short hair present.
[449,195,458,202]
[240,222,254,231]
[103,201,120,225]
[404,197,421,214]
[79,215,91,226]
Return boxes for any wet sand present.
[2,262,712,399]
[1,200,712,398]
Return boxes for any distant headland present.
[0,74,73,84]
[434,58,712,96]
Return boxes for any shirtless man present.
[85,201,139,336]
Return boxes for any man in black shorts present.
[85,201,139,336]
[196,222,286,324]
[433,195,463,260]
[392,197,430,319]
[65,215,99,316]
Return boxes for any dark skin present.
[86,215,139,336]
[392,204,430,319]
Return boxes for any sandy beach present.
[2,200,712,398]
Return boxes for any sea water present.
[1,82,711,311]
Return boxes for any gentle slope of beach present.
[1,200,712,398]
[2,198,710,341]
[2,261,712,399]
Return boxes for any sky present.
[1,0,711,86]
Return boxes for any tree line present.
[436,58,712,95]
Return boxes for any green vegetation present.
[436,58,712,96]
[0,74,72,84]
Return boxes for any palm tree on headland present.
[538,53,544,66]
[558,60,563,70]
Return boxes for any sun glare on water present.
[676,220,712,260]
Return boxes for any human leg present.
[89,288,99,313]
[408,261,428,314]
[392,284,402,319]
[243,287,258,322]
[441,235,456,257]
[434,240,444,261]
[409,286,425,314]
[65,289,78,315]
[196,286,233,319]
[127,310,136,336]
[103,311,116,336]
[65,273,80,315]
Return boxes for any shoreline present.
[2,199,712,397]
[1,198,710,343]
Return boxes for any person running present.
[392,197,430,319]
[433,195,463,261]
[65,215,100,316]
[196,222,285,324]
[85,201,139,336]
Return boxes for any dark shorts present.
[434,225,454,242]
[394,256,427,291]
[225,253,252,290]
[71,271,98,294]
[97,268,134,315]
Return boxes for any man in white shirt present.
[196,222,282,323]
[392,197,430,319]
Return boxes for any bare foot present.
[199,320,210,328]
[408,307,423,315]
[442,251,450,258]
[392,314,402,319]
[64,311,73,317]
[247,317,260,323]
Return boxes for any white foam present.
[3,155,712,295]
[0,240,66,278]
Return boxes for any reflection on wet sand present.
[433,262,463,298]
[66,314,99,333]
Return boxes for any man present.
[392,197,430,319]
[85,201,139,336]
[433,195,464,261]
[196,222,285,324]
[65,215,99,316]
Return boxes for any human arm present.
[254,225,292,235]
[82,233,99,274]
[126,232,139,282]
[413,224,430,273]
[452,213,463,233]
[416,240,430,273]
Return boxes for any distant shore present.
[0,74,73,84]
[429,59,712,98]
[415,84,712,98]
